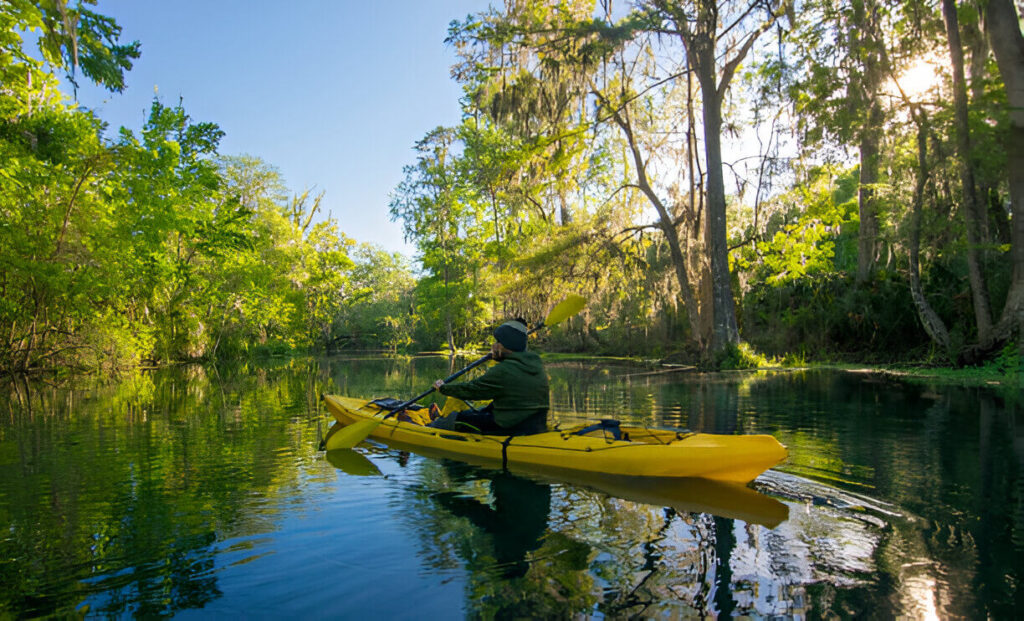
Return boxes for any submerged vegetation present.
[2,0,1023,375]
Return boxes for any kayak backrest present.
[370,397,426,411]
[572,419,624,441]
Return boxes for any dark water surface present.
[1,357,1021,618]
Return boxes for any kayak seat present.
[573,419,628,442]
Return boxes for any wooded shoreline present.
[2,2,1022,376]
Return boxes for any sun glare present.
[889,57,943,101]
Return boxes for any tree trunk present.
[965,10,1007,244]
[654,0,776,357]
[856,119,881,282]
[984,0,1024,339]
[906,114,953,355]
[943,0,994,344]
[699,70,740,353]
[606,100,703,343]
[851,0,885,283]
[443,262,455,354]
[559,190,573,225]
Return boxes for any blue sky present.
[69,0,491,256]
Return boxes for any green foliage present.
[715,342,769,370]
[0,6,391,373]
[734,165,860,283]
[5,0,1023,372]
[992,342,1022,379]
[331,244,417,352]
[741,273,929,361]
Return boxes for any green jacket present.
[438,350,549,428]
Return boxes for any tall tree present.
[782,0,896,283]
[983,0,1024,349]
[390,127,487,352]
[643,0,786,354]
[904,102,953,354]
[942,0,994,344]
[0,0,139,372]
[448,0,787,357]
[850,0,886,283]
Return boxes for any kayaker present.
[428,318,549,435]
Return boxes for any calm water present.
[1,357,1021,618]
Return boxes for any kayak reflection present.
[325,440,787,528]
[518,469,789,528]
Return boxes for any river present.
[1,356,1021,618]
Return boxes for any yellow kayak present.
[321,395,788,484]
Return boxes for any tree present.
[0,0,140,372]
[983,0,1024,353]
[390,127,488,352]
[447,0,788,357]
[781,0,899,283]
[0,0,140,99]
[943,0,994,344]
[641,0,787,355]
[333,244,417,352]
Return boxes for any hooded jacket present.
[438,350,549,428]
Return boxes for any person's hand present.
[433,379,445,390]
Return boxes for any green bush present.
[715,342,769,370]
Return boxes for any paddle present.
[327,294,586,449]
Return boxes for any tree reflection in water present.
[407,460,596,618]
[2,360,1021,617]
[398,457,797,618]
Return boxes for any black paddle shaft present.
[385,321,547,416]
[385,353,494,416]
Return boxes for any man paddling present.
[429,319,549,435]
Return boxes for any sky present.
[68,0,492,256]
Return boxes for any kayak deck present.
[321,395,788,484]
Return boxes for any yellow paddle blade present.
[543,294,586,328]
[324,416,383,450]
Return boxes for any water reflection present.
[325,359,1023,618]
[348,450,797,617]
[432,463,551,579]
[324,449,382,476]
[1,358,1021,618]
[0,361,326,617]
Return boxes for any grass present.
[702,341,1022,388]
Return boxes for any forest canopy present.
[2,0,1023,374]
[0,1,415,373]
[393,0,1024,366]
